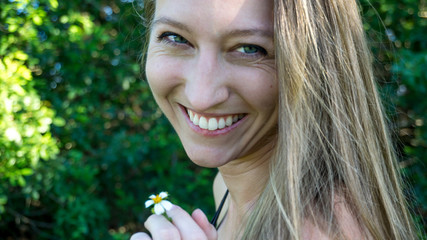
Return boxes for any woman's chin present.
[178,133,250,167]
[184,148,234,168]
[186,155,229,168]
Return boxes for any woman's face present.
[146,0,277,168]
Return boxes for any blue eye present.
[236,45,267,55]
[158,32,189,44]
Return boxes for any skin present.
[145,0,277,169]
[137,0,276,238]
[131,0,365,239]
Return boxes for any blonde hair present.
[243,0,418,239]
[142,0,418,239]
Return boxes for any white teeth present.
[208,118,218,130]
[187,109,243,131]
[218,118,225,129]
[193,113,199,125]
[225,116,233,126]
[188,110,194,121]
[199,116,208,129]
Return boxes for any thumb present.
[192,209,218,240]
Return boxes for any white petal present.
[148,194,156,199]
[154,204,165,215]
[145,200,154,208]
[159,192,168,199]
[160,200,173,211]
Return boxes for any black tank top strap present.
[210,189,229,229]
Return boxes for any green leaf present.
[53,117,66,127]
[20,168,33,176]
[0,196,7,205]
[49,0,59,9]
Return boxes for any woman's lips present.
[187,109,245,131]
[180,106,247,135]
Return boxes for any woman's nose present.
[184,49,229,111]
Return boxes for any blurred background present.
[0,0,426,239]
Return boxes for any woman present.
[131,0,418,239]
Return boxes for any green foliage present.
[0,20,59,219]
[1,0,215,239]
[0,0,425,239]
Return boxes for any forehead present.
[153,0,273,35]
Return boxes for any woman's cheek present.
[231,67,278,108]
[146,54,182,101]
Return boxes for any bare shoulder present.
[333,196,369,239]
[302,195,370,240]
[213,172,227,209]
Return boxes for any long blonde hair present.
[142,0,418,239]
[242,0,418,239]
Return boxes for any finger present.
[144,214,181,240]
[192,209,218,240]
[130,232,151,240]
[166,205,207,239]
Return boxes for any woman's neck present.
[217,140,275,238]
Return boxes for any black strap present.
[210,189,229,228]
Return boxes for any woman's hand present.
[130,205,217,240]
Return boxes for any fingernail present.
[194,208,208,221]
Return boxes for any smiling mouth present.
[186,108,246,131]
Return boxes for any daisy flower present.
[145,191,173,215]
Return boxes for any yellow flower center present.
[152,195,163,204]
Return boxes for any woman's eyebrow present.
[224,28,273,40]
[152,16,273,40]
[152,17,190,33]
